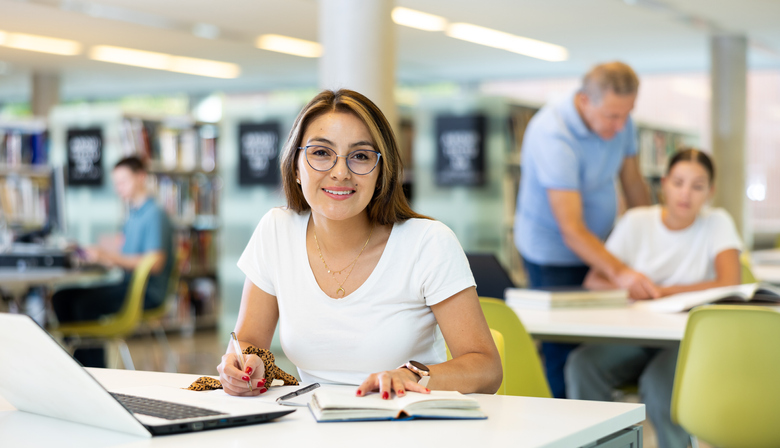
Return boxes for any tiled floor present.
[123,328,712,448]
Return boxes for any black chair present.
[465,253,516,300]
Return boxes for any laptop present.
[0,313,295,437]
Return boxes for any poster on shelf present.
[238,122,280,186]
[67,128,103,186]
[435,115,486,186]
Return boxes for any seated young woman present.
[565,148,742,448]
[218,89,502,399]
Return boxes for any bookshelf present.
[635,124,698,204]
[0,120,51,231]
[119,116,221,332]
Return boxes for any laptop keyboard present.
[111,393,227,420]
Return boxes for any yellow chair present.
[54,254,159,370]
[140,246,187,372]
[740,252,757,284]
[446,328,506,395]
[478,297,552,398]
[671,305,780,448]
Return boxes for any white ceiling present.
[0,0,778,102]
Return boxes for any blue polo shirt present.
[122,198,174,308]
[514,92,637,265]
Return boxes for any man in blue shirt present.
[53,156,173,367]
[515,62,655,398]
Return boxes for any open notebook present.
[634,283,780,313]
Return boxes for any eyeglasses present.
[299,145,382,175]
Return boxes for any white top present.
[606,205,743,286]
[237,208,476,385]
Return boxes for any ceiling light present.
[256,34,322,58]
[446,23,568,62]
[392,7,447,31]
[0,30,81,56]
[90,45,240,79]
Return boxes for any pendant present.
[336,287,346,298]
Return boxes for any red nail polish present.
[242,376,250,381]
[356,390,363,396]
[425,388,430,393]
[382,391,389,400]
[398,390,405,396]
[245,366,253,374]
[259,378,266,386]
[259,387,268,394]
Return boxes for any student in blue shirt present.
[52,156,173,367]
[514,62,653,398]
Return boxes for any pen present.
[230,332,253,392]
[276,383,321,404]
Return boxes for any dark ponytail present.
[667,148,714,183]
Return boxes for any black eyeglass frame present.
[297,145,383,175]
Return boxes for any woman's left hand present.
[355,368,430,399]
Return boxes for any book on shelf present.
[505,287,629,310]
[633,283,780,313]
[308,389,486,422]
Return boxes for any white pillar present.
[31,72,60,117]
[318,0,396,128]
[710,35,749,246]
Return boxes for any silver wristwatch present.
[401,360,430,387]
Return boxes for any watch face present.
[409,360,429,373]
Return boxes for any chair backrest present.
[740,252,757,284]
[466,253,516,300]
[143,244,187,321]
[671,305,780,448]
[105,253,160,336]
[478,297,551,398]
[446,328,506,395]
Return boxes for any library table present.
[0,368,645,448]
[511,304,688,347]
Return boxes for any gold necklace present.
[313,224,375,298]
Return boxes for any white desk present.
[0,368,645,448]
[511,304,688,347]
[749,249,780,284]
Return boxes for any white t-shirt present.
[237,208,476,385]
[606,205,743,286]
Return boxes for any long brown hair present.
[280,89,429,225]
[667,147,715,183]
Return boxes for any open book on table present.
[633,283,780,313]
[308,388,486,422]
[504,287,629,310]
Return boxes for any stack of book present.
[505,287,629,310]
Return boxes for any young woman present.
[218,89,502,399]
[566,148,742,448]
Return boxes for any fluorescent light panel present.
[446,23,568,62]
[0,30,81,55]
[256,34,322,58]
[89,45,240,78]
[392,7,447,31]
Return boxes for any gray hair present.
[580,61,640,104]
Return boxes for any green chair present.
[54,253,159,370]
[671,305,780,448]
[447,328,506,395]
[479,297,551,398]
[140,246,186,372]
[740,252,758,284]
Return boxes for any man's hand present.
[613,267,660,300]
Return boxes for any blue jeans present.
[522,257,589,399]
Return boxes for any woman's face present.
[662,160,712,221]
[297,111,380,223]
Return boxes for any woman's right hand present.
[217,353,267,396]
